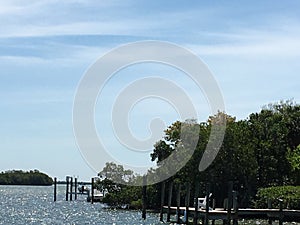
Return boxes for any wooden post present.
[91,178,94,204]
[75,177,78,200]
[193,181,200,225]
[205,183,210,225]
[70,177,73,201]
[185,182,191,224]
[176,183,181,224]
[142,176,147,220]
[232,191,238,225]
[212,199,216,225]
[227,181,233,225]
[160,181,165,222]
[167,181,173,222]
[279,199,283,225]
[268,199,272,225]
[54,177,57,202]
[65,176,69,201]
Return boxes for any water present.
[0,185,161,225]
[1,185,299,225]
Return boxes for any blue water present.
[1,185,299,225]
[0,185,161,225]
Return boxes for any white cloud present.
[186,27,300,57]
[0,1,160,38]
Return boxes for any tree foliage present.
[0,170,53,185]
[149,100,300,207]
[255,186,300,209]
[98,100,300,209]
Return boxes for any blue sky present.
[1,1,300,181]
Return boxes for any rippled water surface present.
[0,185,160,225]
[1,185,299,225]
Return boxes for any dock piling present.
[160,181,165,222]
[205,183,211,225]
[212,198,216,225]
[70,177,73,201]
[167,181,173,222]
[75,177,78,200]
[279,199,283,225]
[185,182,191,224]
[268,199,273,225]
[142,176,147,220]
[54,177,57,202]
[65,176,69,201]
[227,181,233,225]
[193,181,200,225]
[233,191,238,225]
[91,178,94,204]
[176,183,181,224]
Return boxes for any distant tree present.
[0,170,52,185]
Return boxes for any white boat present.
[78,185,90,193]
[197,193,212,209]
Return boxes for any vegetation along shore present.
[95,100,300,210]
[0,170,53,186]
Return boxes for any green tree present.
[287,144,300,184]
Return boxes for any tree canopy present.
[97,100,300,209]
[0,170,53,186]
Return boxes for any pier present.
[159,181,300,224]
[53,176,103,203]
[162,206,300,224]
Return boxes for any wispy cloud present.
[186,26,300,57]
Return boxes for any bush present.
[255,186,300,209]
[130,199,143,209]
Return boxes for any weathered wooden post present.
[268,199,273,225]
[279,199,283,225]
[232,191,238,225]
[167,181,173,222]
[185,182,191,224]
[70,177,73,201]
[91,177,94,204]
[54,177,57,202]
[212,198,216,225]
[65,176,69,201]
[227,181,233,225]
[193,181,200,225]
[176,183,181,224]
[205,183,211,225]
[75,177,78,200]
[160,181,165,222]
[142,176,147,220]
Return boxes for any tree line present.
[0,170,53,186]
[96,100,300,209]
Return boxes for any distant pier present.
[53,176,103,203]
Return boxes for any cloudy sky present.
[1,0,300,181]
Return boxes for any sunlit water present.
[0,185,299,225]
[0,185,160,225]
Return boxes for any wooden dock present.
[53,176,102,203]
[162,206,300,224]
[158,181,300,225]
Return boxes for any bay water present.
[0,185,160,225]
[0,185,299,225]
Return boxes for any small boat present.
[87,189,104,202]
[78,185,90,193]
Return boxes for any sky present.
[1,0,300,181]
